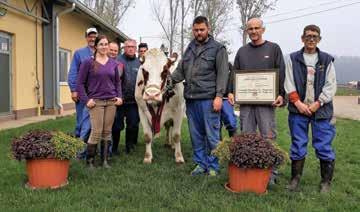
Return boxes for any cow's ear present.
[139,56,145,64]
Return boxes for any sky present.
[120,0,360,60]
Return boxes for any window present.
[59,48,71,84]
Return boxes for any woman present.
[77,35,123,168]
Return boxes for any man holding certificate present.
[232,18,285,140]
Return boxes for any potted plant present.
[11,130,84,189]
[213,133,287,194]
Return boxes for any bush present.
[11,130,84,161]
[213,133,287,169]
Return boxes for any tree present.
[81,0,134,26]
[151,0,181,54]
[236,0,277,46]
[199,0,233,40]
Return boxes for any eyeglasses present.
[304,35,320,41]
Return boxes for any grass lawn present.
[0,109,360,211]
[336,87,360,96]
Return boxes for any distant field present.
[336,87,360,96]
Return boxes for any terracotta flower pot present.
[26,159,70,189]
[225,163,271,194]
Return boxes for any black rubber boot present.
[287,158,306,191]
[111,130,120,156]
[101,141,111,169]
[320,160,335,193]
[86,144,97,169]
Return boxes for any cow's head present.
[138,48,178,105]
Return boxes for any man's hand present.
[71,92,79,102]
[308,101,321,113]
[213,96,223,112]
[86,99,96,109]
[228,93,235,106]
[114,97,123,106]
[294,100,312,116]
[272,95,284,107]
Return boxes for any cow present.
[135,48,185,164]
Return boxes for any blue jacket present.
[67,46,93,92]
[288,48,334,119]
[117,54,141,104]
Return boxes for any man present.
[112,39,141,154]
[220,62,237,138]
[167,16,229,176]
[107,41,123,157]
[232,18,285,184]
[285,25,336,193]
[67,27,97,143]
[138,42,148,58]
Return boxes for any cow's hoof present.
[143,157,152,164]
[175,157,185,164]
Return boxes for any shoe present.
[190,165,206,176]
[208,168,218,176]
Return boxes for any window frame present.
[59,48,71,85]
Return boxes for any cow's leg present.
[143,133,153,164]
[172,117,184,164]
[138,108,154,164]
[164,119,173,149]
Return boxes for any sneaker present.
[208,169,218,176]
[190,165,206,176]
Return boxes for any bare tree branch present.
[236,0,278,46]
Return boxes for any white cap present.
[86,27,98,35]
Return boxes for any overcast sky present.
[121,0,360,60]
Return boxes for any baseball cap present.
[86,27,98,36]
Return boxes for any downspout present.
[54,3,75,114]
[34,6,41,116]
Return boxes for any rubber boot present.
[86,144,97,169]
[287,158,306,191]
[320,160,335,193]
[101,141,111,168]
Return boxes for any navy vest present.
[288,48,334,119]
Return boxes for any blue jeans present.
[221,100,237,136]
[288,113,336,161]
[75,101,91,141]
[186,99,221,172]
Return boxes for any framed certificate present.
[234,69,279,104]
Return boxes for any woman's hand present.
[114,97,123,106]
[86,99,96,109]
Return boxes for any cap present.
[86,27,98,36]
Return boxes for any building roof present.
[66,0,130,42]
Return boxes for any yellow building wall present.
[0,0,43,111]
[58,12,117,106]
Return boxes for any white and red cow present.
[135,48,185,164]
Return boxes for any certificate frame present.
[234,69,279,105]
